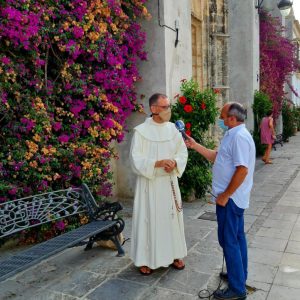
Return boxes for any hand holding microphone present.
[175,120,189,140]
[175,120,197,149]
[185,136,197,149]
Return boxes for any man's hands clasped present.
[155,159,177,173]
[163,159,176,173]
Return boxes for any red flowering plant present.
[171,79,218,200]
[0,0,149,244]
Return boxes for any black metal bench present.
[0,183,125,282]
[272,134,283,150]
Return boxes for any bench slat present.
[0,220,116,282]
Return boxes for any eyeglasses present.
[152,105,171,110]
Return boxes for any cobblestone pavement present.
[1,134,300,300]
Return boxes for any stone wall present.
[227,0,259,131]
[191,0,229,139]
[113,0,232,198]
[113,0,192,198]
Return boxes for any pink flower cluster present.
[260,11,296,121]
[0,0,149,208]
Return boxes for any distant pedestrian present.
[260,111,276,164]
[185,102,255,300]
[130,93,188,275]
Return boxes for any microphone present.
[175,120,188,140]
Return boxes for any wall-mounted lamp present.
[174,20,179,48]
[157,0,179,48]
[255,0,264,9]
[278,0,293,17]
[256,0,293,17]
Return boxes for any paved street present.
[1,133,300,300]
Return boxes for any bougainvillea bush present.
[171,79,219,200]
[0,0,149,242]
[260,11,296,121]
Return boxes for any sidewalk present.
[1,134,300,300]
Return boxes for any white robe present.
[130,117,188,269]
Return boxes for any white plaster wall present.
[292,27,300,106]
[163,0,192,100]
[227,0,259,131]
[292,74,300,106]
[254,6,260,93]
[114,0,192,198]
[283,13,296,108]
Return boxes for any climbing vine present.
[260,11,296,121]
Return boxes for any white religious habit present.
[130,117,188,269]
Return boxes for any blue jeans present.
[216,198,247,295]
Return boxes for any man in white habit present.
[130,93,188,275]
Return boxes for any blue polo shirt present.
[212,124,256,209]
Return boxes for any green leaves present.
[252,91,272,132]
[282,100,298,141]
[252,91,272,155]
[171,79,218,200]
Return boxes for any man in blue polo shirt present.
[185,102,255,300]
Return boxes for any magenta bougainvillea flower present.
[73,26,84,39]
[260,11,296,121]
[0,0,150,218]
[58,135,70,144]
[55,220,66,231]
[52,122,62,132]
[1,57,11,65]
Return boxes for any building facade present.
[114,0,229,198]
[291,19,300,106]
[114,0,192,198]
[286,11,300,106]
